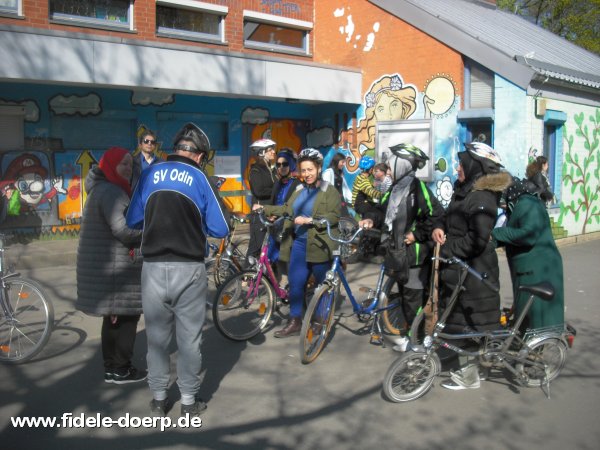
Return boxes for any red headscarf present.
[99,147,131,197]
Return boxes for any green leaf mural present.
[558,108,600,234]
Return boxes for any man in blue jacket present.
[127,123,230,418]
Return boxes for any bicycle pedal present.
[370,334,383,345]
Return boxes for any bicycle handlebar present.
[253,209,291,228]
[314,217,366,245]
[436,256,500,293]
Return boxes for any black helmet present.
[173,122,210,154]
[388,143,429,171]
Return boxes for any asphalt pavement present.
[1,234,599,450]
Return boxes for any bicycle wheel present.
[232,237,250,267]
[299,283,337,364]
[522,337,567,387]
[212,270,275,341]
[205,259,237,307]
[382,351,441,402]
[0,278,54,364]
[381,277,405,336]
[211,255,241,287]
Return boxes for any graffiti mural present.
[423,75,458,119]
[558,109,600,234]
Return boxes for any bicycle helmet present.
[250,138,276,156]
[459,142,503,178]
[358,156,376,171]
[298,147,324,165]
[388,143,429,171]
[173,122,210,154]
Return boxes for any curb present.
[6,230,600,270]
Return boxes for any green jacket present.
[263,182,341,263]
[492,194,564,329]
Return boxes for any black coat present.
[249,160,276,206]
[528,171,554,202]
[435,172,512,333]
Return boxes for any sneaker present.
[392,336,410,352]
[181,399,208,417]
[104,371,114,383]
[441,378,481,390]
[112,367,147,385]
[450,365,480,386]
[150,398,169,417]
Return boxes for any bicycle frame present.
[246,213,289,302]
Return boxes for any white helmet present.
[250,138,276,156]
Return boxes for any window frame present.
[464,59,494,110]
[49,0,135,32]
[155,0,227,45]
[0,0,23,18]
[243,10,312,56]
[543,110,567,207]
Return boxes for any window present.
[243,10,312,55]
[156,0,227,44]
[465,61,494,109]
[49,0,133,31]
[0,105,25,150]
[0,0,22,17]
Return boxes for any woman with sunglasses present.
[131,130,163,190]
[267,149,301,280]
[254,148,341,338]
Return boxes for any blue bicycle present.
[299,218,404,364]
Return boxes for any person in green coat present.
[492,178,564,329]
[253,148,341,338]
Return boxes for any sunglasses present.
[276,162,289,168]
[143,139,156,145]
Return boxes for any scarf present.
[99,147,132,197]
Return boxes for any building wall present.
[1,0,314,60]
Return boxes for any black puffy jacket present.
[435,171,512,333]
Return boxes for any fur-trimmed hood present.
[472,171,513,193]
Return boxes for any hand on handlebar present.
[358,218,374,229]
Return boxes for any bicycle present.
[0,234,54,364]
[211,211,291,341]
[382,255,576,402]
[205,213,250,302]
[299,218,404,364]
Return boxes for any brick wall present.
[314,0,463,99]
[1,0,314,60]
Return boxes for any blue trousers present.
[288,239,330,318]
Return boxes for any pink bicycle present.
[212,211,290,341]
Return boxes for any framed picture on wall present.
[375,119,434,181]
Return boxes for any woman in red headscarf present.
[76,147,146,384]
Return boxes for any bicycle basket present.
[337,217,359,262]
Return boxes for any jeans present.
[287,239,330,318]
[142,261,207,397]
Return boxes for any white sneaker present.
[441,378,481,390]
[392,336,410,352]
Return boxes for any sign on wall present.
[376,119,434,181]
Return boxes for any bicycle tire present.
[299,283,337,364]
[381,277,406,336]
[522,337,567,387]
[232,238,250,265]
[382,351,441,402]
[408,308,427,346]
[212,255,241,287]
[205,259,237,307]
[212,270,275,341]
[0,278,54,364]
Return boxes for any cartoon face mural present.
[348,74,417,172]
[0,152,66,215]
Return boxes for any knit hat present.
[99,147,132,197]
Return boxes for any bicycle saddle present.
[518,282,555,301]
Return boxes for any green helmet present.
[388,143,429,170]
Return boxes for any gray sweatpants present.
[141,261,207,397]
